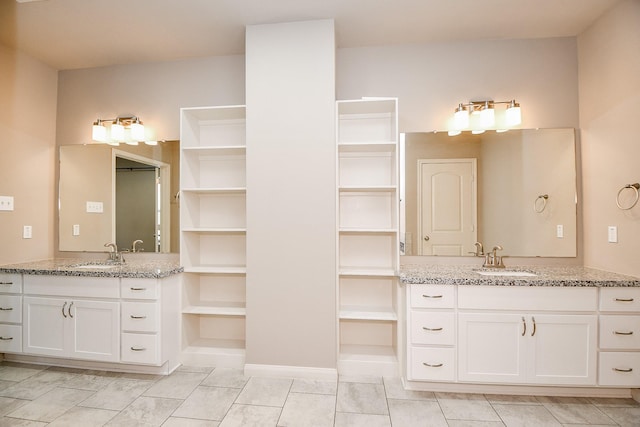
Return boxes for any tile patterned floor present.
[0,362,638,426]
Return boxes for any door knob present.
[424,236,430,241]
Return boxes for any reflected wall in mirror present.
[59,141,180,253]
[401,128,577,257]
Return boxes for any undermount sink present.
[71,263,121,269]
[476,270,537,277]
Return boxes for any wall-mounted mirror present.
[58,142,179,253]
[400,128,577,257]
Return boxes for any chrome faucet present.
[104,242,124,263]
[483,245,505,268]
[132,240,144,253]
[469,241,484,257]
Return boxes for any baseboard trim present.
[244,363,338,381]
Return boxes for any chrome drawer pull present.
[422,294,442,299]
[0,282,13,285]
[0,336,13,341]
[531,316,537,337]
[130,315,147,319]
[521,316,527,336]
[423,362,443,368]
[62,301,67,318]
[614,331,634,336]
[615,298,634,302]
[0,307,13,311]
[130,287,147,291]
[130,347,147,351]
[422,327,443,331]
[613,367,633,373]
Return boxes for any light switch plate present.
[23,225,32,239]
[0,196,14,211]
[73,224,80,236]
[86,201,103,213]
[556,225,564,238]
[608,226,618,243]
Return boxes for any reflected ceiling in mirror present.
[400,128,577,257]
[58,141,180,253]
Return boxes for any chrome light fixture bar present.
[449,99,521,136]
[92,115,156,146]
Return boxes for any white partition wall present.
[245,20,337,375]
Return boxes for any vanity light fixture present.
[449,99,522,135]
[91,115,156,145]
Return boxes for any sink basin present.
[476,270,537,277]
[71,263,121,269]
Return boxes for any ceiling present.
[0,0,621,71]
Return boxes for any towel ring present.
[534,194,548,213]
[616,183,640,210]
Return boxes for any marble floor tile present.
[338,375,383,384]
[333,412,391,427]
[588,397,640,408]
[200,368,248,389]
[0,363,46,382]
[218,404,281,427]
[597,406,640,427]
[0,396,28,416]
[78,378,154,411]
[492,403,562,427]
[105,396,182,426]
[387,398,448,427]
[46,406,118,427]
[143,371,208,399]
[289,378,337,395]
[6,387,93,422]
[0,418,47,426]
[163,417,221,426]
[436,392,501,422]
[278,392,335,427]
[235,377,292,407]
[446,421,506,427]
[336,382,388,415]
[172,386,240,421]
[485,394,541,405]
[59,372,116,391]
[0,371,76,400]
[537,396,617,424]
[382,377,436,401]
[175,365,215,374]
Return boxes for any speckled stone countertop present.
[0,258,183,279]
[400,264,640,287]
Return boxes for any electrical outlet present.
[86,201,104,213]
[608,226,618,243]
[73,224,80,236]
[556,225,564,238]
[0,196,14,211]
[23,225,32,239]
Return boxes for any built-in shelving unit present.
[180,105,247,367]
[336,98,400,376]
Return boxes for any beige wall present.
[579,0,640,277]
[0,44,58,264]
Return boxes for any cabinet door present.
[458,313,527,383]
[23,297,67,357]
[69,300,120,362]
[528,314,597,385]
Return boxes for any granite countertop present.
[400,264,640,287]
[0,258,183,279]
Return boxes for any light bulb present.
[448,130,461,136]
[131,122,145,141]
[505,101,521,126]
[92,122,107,142]
[111,122,124,141]
[453,104,469,129]
[479,104,495,128]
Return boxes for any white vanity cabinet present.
[22,276,120,362]
[457,286,598,386]
[598,287,640,386]
[0,273,23,353]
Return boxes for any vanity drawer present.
[600,316,640,349]
[121,302,159,332]
[121,333,159,365]
[410,285,455,309]
[121,278,159,300]
[0,325,22,353]
[410,311,455,345]
[600,288,640,312]
[0,296,22,323]
[458,286,597,311]
[0,274,22,294]
[23,275,119,298]
[409,347,455,381]
[598,352,640,386]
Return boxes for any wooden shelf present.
[181,228,246,234]
[339,306,397,321]
[338,185,396,192]
[182,302,246,317]
[338,142,397,153]
[183,266,247,275]
[181,187,246,194]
